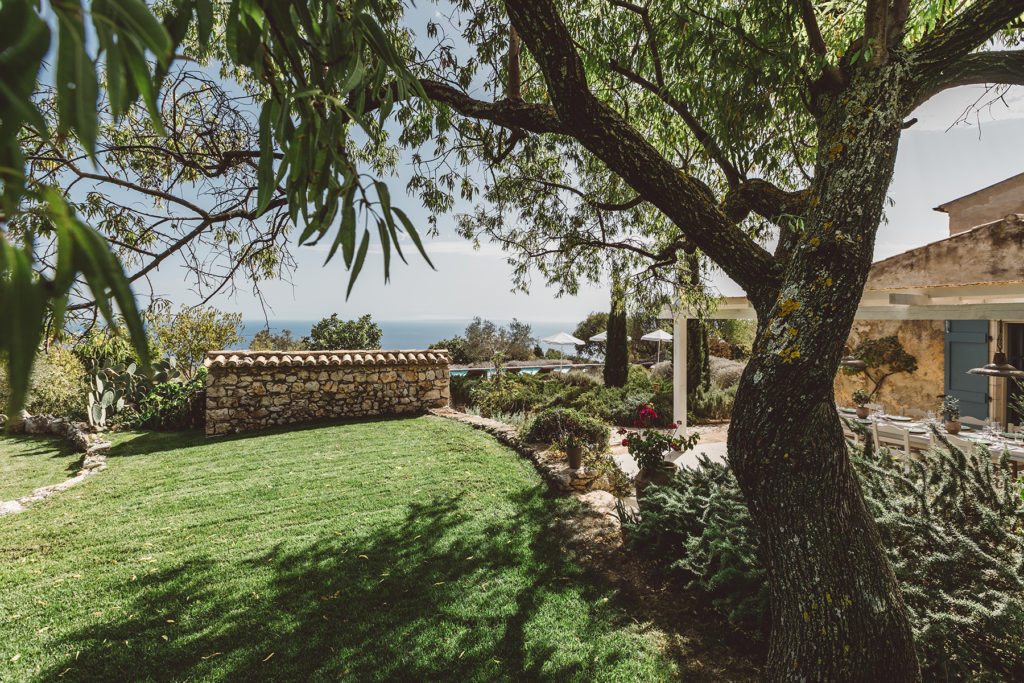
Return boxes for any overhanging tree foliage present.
[1,0,429,412]
[374,0,1024,678]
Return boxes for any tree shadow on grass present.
[105,414,433,459]
[35,489,688,682]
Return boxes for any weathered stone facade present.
[834,320,945,414]
[204,350,450,436]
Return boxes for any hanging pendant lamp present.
[966,321,1024,379]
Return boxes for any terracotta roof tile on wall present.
[205,349,451,369]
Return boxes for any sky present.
[145,83,1024,323]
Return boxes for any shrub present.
[650,361,673,381]
[709,356,745,389]
[147,303,243,378]
[305,314,382,351]
[250,328,307,351]
[691,385,736,421]
[625,364,653,394]
[551,370,601,388]
[619,454,766,636]
[621,438,1024,679]
[469,374,549,417]
[449,375,479,408]
[128,370,207,430]
[0,348,88,418]
[522,407,609,451]
[429,337,470,364]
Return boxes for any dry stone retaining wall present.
[204,350,450,436]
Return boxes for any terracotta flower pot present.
[855,406,870,419]
[635,461,677,501]
[566,445,584,470]
[944,420,961,435]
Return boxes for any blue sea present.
[236,319,582,353]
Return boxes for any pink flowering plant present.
[619,403,698,471]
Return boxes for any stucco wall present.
[940,173,1024,235]
[204,350,450,436]
[834,320,945,414]
[866,214,1024,290]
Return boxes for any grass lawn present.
[0,416,680,681]
[0,435,80,501]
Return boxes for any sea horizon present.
[235,318,586,352]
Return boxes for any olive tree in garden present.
[388,1,1024,678]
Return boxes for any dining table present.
[838,406,1024,473]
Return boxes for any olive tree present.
[383,0,1024,678]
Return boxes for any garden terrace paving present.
[0,416,712,681]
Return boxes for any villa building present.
[667,173,1024,429]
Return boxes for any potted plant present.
[851,388,872,418]
[559,432,586,470]
[942,395,961,434]
[621,403,698,499]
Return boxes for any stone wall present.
[834,320,945,414]
[204,350,450,436]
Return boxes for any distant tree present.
[305,314,382,351]
[461,317,534,362]
[147,303,242,378]
[428,337,470,364]
[604,272,629,387]
[573,312,609,359]
[504,319,535,361]
[846,335,918,398]
[532,344,544,359]
[250,329,307,352]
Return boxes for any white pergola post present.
[673,312,687,434]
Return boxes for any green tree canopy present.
[305,314,383,351]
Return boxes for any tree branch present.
[607,59,743,188]
[504,0,779,297]
[722,179,810,224]
[911,0,1024,72]
[419,79,566,134]
[912,50,1024,108]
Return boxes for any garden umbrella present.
[588,331,631,342]
[541,332,584,370]
[640,329,673,363]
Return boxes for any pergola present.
[665,280,1024,432]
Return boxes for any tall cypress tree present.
[603,270,628,388]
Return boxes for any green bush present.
[124,370,207,431]
[620,454,766,636]
[469,374,550,417]
[551,370,601,388]
[429,337,470,364]
[449,375,479,408]
[522,407,609,451]
[305,313,381,351]
[625,365,653,394]
[1,348,88,418]
[621,438,1024,679]
[691,385,736,421]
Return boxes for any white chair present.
[960,416,987,427]
[944,433,975,453]
[873,423,912,459]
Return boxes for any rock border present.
[429,407,625,522]
[0,412,112,516]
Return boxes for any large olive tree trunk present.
[729,71,920,680]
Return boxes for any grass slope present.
[0,416,676,681]
[0,435,79,501]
